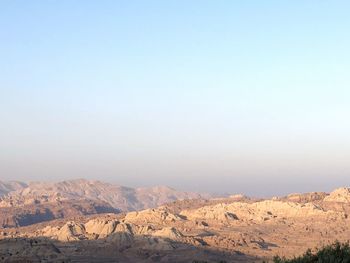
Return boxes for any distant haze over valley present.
[1,176,349,198]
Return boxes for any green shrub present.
[270,241,350,263]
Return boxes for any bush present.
[271,241,350,263]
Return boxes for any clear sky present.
[1,1,350,196]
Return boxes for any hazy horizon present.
[1,1,350,197]
[1,176,349,198]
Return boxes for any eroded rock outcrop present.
[124,208,183,224]
[324,188,350,203]
[180,200,336,224]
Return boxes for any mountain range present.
[0,179,209,228]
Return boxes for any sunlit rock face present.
[324,187,350,203]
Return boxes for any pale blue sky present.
[1,1,350,196]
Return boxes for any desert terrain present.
[1,180,350,262]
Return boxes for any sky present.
[1,1,350,196]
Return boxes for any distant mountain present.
[0,181,27,197]
[0,179,209,228]
[0,179,208,211]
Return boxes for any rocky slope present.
[1,187,350,262]
[0,199,119,228]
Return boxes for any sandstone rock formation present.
[324,187,350,203]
